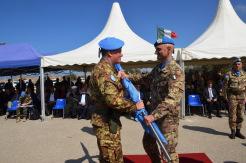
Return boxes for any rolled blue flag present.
[114,64,168,145]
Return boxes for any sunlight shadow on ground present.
[183,125,228,136]
[65,142,99,163]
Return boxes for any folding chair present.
[188,95,205,116]
[52,99,66,118]
[5,100,19,120]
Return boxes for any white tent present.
[39,2,184,120]
[182,0,246,59]
[41,2,157,67]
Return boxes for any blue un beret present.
[233,57,242,64]
[98,37,124,50]
[154,36,175,47]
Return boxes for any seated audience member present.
[203,80,221,119]
[16,88,33,123]
[77,86,91,119]
[0,88,8,115]
[65,86,79,118]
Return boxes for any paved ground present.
[0,114,245,163]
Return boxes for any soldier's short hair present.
[100,48,108,57]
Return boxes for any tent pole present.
[40,66,45,121]
[69,70,72,86]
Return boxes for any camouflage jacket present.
[89,59,137,127]
[130,59,184,120]
[19,94,32,105]
[224,69,246,100]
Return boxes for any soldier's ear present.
[107,52,113,57]
[167,46,172,54]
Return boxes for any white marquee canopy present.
[183,0,246,59]
[41,2,159,68]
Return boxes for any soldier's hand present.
[117,71,128,79]
[144,115,155,126]
[136,101,144,110]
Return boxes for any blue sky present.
[0,0,246,55]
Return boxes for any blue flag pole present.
[115,64,171,162]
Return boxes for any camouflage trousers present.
[143,120,179,163]
[16,107,28,118]
[93,124,123,163]
[228,99,245,130]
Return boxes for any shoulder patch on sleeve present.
[110,74,116,82]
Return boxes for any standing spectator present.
[54,78,60,90]
[35,77,40,99]
[61,76,69,92]
[45,76,53,94]
[67,77,74,87]
[16,79,26,94]
[28,79,34,92]
[75,77,82,89]
[4,79,14,92]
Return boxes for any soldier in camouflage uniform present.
[124,34,184,163]
[16,88,33,123]
[224,58,246,139]
[89,37,144,163]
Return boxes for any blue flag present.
[114,64,168,144]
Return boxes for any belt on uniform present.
[94,103,121,134]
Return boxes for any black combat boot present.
[235,129,245,139]
[229,129,235,139]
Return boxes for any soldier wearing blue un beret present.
[224,57,246,139]
[89,37,144,163]
[127,29,184,163]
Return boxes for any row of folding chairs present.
[5,99,66,119]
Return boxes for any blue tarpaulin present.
[0,43,41,69]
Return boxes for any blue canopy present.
[0,43,41,69]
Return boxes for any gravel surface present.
[0,114,245,163]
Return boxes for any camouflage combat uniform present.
[224,70,246,131]
[89,59,137,163]
[16,94,32,119]
[130,59,184,163]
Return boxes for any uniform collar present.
[99,58,117,73]
[159,58,173,70]
[232,69,244,77]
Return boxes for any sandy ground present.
[0,113,245,163]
